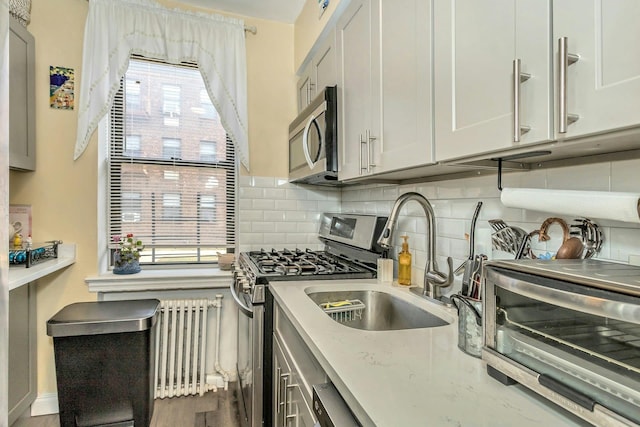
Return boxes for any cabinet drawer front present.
[275,305,328,401]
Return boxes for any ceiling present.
[175,0,306,24]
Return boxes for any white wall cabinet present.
[337,0,434,181]
[297,33,337,113]
[9,17,35,171]
[553,0,640,139]
[434,0,553,162]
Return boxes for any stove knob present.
[241,280,251,293]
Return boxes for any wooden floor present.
[12,389,241,427]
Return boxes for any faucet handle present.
[443,256,454,287]
[425,257,454,287]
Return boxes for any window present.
[121,192,142,223]
[162,193,182,220]
[199,89,217,119]
[124,135,141,157]
[108,57,236,266]
[200,140,217,162]
[126,79,141,110]
[162,138,181,160]
[199,195,216,222]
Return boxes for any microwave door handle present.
[302,114,319,169]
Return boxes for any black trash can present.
[47,299,160,427]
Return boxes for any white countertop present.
[8,243,76,290]
[269,280,590,427]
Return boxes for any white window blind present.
[108,57,236,265]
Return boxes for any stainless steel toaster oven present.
[483,259,640,426]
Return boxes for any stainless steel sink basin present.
[306,289,449,331]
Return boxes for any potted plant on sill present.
[113,233,144,275]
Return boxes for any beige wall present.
[294,0,343,72]
[9,0,295,396]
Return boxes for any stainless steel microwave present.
[289,86,338,185]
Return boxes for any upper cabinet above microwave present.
[297,33,337,113]
[337,0,434,181]
[434,0,640,164]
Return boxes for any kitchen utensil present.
[538,217,570,242]
[570,218,603,259]
[556,237,584,259]
[467,254,487,300]
[456,202,483,295]
[515,233,531,259]
[490,220,526,255]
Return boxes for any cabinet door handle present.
[513,59,531,142]
[366,130,376,172]
[276,366,282,414]
[359,134,366,175]
[284,383,297,425]
[558,37,580,133]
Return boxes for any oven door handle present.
[230,282,253,318]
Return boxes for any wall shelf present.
[8,243,76,290]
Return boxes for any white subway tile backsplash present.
[285,188,308,201]
[252,222,277,233]
[296,222,318,233]
[241,210,264,221]
[263,233,287,245]
[275,222,297,233]
[263,188,287,200]
[283,210,308,222]
[263,211,286,222]
[240,160,640,276]
[240,186,264,199]
[439,218,466,239]
[252,176,276,188]
[611,158,640,192]
[546,163,610,191]
[296,200,318,211]
[252,199,275,210]
[275,199,299,211]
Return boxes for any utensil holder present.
[451,294,482,358]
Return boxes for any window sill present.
[85,267,233,293]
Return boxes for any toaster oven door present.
[484,267,640,425]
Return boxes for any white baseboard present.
[30,393,59,416]
[30,375,237,417]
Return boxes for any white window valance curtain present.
[74,0,250,170]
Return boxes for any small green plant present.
[113,233,144,266]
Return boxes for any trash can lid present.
[47,299,160,337]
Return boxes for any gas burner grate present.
[248,248,368,277]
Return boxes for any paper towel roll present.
[501,188,640,223]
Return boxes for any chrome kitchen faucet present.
[377,192,453,302]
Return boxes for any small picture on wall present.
[50,65,74,110]
[318,0,329,17]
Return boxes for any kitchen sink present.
[306,289,450,331]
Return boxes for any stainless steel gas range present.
[230,213,388,427]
